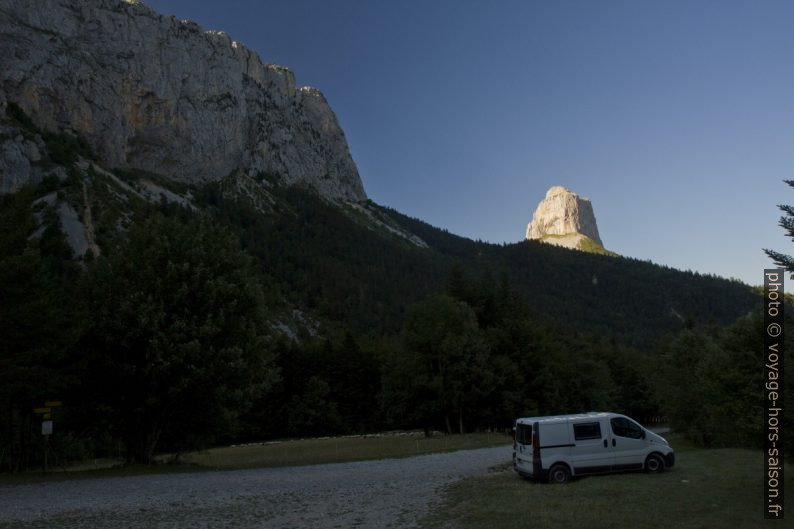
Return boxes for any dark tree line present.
[654,311,792,456]
[0,187,82,471]
[0,169,774,471]
[76,213,277,463]
[0,192,280,467]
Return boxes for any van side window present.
[573,422,602,440]
[610,417,643,439]
[516,424,533,445]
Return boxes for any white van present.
[513,412,674,483]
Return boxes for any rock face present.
[0,0,366,201]
[526,186,603,247]
[0,133,45,194]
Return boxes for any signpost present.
[33,401,61,472]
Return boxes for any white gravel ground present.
[0,444,512,529]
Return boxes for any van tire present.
[645,453,665,473]
[548,464,571,484]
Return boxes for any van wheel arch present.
[645,453,665,473]
[548,463,572,484]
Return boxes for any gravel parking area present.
[0,444,511,529]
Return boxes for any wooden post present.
[35,403,59,473]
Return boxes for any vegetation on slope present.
[0,105,783,472]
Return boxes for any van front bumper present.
[664,452,675,468]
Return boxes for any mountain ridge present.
[0,0,365,201]
[0,0,758,337]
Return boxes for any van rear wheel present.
[548,464,571,484]
[645,454,665,473]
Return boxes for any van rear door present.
[514,422,535,475]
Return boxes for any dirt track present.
[0,445,511,529]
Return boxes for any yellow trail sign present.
[33,407,51,414]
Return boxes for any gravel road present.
[0,444,512,529]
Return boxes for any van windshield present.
[516,423,533,445]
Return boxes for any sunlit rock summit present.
[526,186,610,254]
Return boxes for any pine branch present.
[764,248,794,273]
[778,216,794,239]
[778,204,794,218]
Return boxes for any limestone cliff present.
[0,0,366,201]
[526,186,607,252]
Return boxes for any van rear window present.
[573,422,602,440]
[516,424,533,445]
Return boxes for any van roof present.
[515,412,617,425]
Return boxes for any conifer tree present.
[764,180,794,271]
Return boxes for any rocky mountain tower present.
[525,186,606,252]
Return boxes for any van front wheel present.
[548,464,571,484]
[645,454,665,473]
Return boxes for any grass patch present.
[420,436,793,529]
[539,233,617,257]
[576,235,618,257]
[0,432,509,484]
[183,432,509,469]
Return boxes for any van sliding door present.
[569,420,613,474]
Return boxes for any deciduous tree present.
[83,213,276,463]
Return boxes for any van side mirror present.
[641,430,646,439]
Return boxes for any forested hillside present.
[379,205,759,345]
[0,102,783,470]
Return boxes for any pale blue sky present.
[146,0,794,288]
